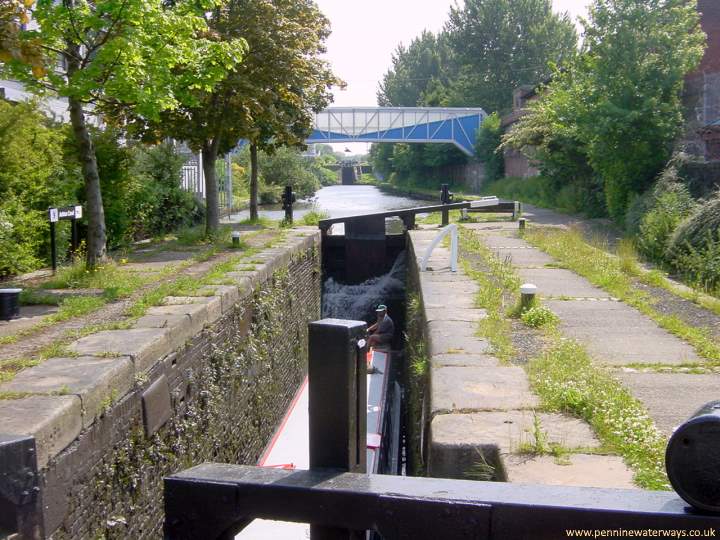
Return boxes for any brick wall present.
[39,238,321,539]
[683,1,720,154]
[503,147,539,179]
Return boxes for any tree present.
[378,30,451,107]
[475,112,504,183]
[8,0,244,266]
[505,0,705,222]
[129,0,338,232]
[445,0,577,113]
[0,0,44,75]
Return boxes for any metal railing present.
[420,224,458,273]
[163,319,720,539]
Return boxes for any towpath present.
[409,227,637,489]
[464,205,720,437]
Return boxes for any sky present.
[314,0,592,108]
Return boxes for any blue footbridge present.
[307,107,487,156]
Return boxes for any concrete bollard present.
[231,231,241,248]
[519,218,527,231]
[520,283,538,311]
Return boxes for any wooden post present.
[308,319,368,539]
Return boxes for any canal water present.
[227,184,433,222]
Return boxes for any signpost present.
[47,205,83,273]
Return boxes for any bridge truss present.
[307,107,487,156]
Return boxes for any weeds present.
[525,228,720,363]
[520,305,558,328]
[461,226,669,489]
[42,260,147,301]
[529,339,668,489]
[459,228,518,362]
[301,209,330,226]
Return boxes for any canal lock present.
[320,217,413,476]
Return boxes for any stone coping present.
[0,230,319,471]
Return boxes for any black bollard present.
[440,184,453,226]
[0,289,22,321]
[281,185,296,224]
[666,401,720,513]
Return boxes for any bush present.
[301,209,330,226]
[668,194,720,290]
[475,113,504,183]
[89,134,203,247]
[0,100,81,277]
[259,185,282,205]
[131,142,203,238]
[0,202,42,276]
[637,182,696,264]
[521,305,558,328]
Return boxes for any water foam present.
[322,252,406,321]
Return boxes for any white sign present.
[470,196,500,209]
[48,208,59,223]
[74,205,83,219]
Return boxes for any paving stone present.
[0,356,133,429]
[0,395,81,468]
[197,285,241,314]
[423,293,476,310]
[517,268,611,298]
[431,366,539,414]
[417,269,473,283]
[476,235,532,249]
[420,278,477,297]
[464,222,519,232]
[163,296,222,324]
[614,371,720,435]
[505,454,636,489]
[0,305,58,338]
[424,307,486,323]
[429,331,491,357]
[146,302,210,336]
[223,271,257,290]
[430,411,601,456]
[547,300,699,366]
[70,328,171,373]
[134,313,193,346]
[493,247,555,267]
[428,319,478,337]
[430,353,499,368]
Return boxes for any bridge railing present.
[163,320,720,539]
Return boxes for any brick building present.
[501,86,540,178]
[684,0,720,160]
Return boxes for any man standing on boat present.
[368,304,394,349]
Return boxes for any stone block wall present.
[0,232,321,539]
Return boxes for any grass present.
[459,225,669,489]
[0,228,286,386]
[301,209,330,226]
[528,338,668,490]
[42,260,149,301]
[525,227,720,363]
[459,228,519,363]
[237,216,278,228]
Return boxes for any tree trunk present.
[249,143,259,222]
[68,96,106,269]
[202,139,220,236]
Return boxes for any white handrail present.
[421,224,458,272]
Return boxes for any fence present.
[177,145,234,213]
